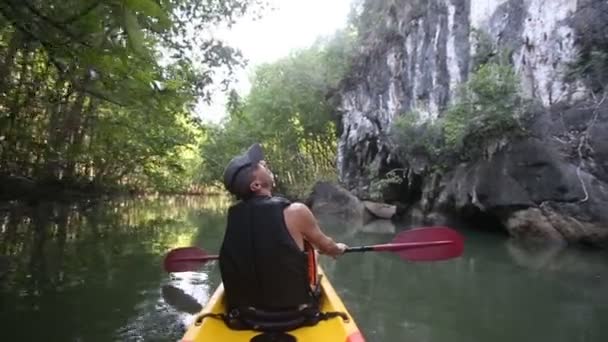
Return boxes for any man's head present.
[222,143,275,199]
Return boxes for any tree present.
[199,29,356,197]
[0,0,265,193]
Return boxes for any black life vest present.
[219,195,313,311]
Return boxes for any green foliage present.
[471,28,496,70]
[471,29,514,71]
[199,32,356,198]
[390,111,443,160]
[443,63,525,159]
[389,63,526,168]
[0,0,266,193]
[369,168,403,200]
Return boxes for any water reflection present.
[0,195,228,342]
[320,222,608,342]
[1,196,606,342]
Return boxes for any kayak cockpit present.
[180,266,364,342]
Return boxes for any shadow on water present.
[1,196,607,342]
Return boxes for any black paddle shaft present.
[344,246,374,253]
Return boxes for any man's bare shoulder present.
[284,202,314,220]
[285,202,308,212]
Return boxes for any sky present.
[196,0,354,123]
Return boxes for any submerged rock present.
[359,219,397,234]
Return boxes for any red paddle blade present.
[392,226,464,261]
[163,247,218,273]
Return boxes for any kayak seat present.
[250,332,297,342]
[194,279,349,334]
[194,305,348,333]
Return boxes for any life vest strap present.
[194,306,349,332]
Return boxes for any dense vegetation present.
[0,0,536,199]
[199,29,356,198]
[0,0,263,194]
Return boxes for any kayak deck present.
[181,266,364,342]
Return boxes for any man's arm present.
[284,202,347,257]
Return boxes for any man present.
[219,143,347,321]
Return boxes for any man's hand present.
[336,242,348,253]
[320,242,348,258]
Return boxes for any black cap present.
[222,143,265,195]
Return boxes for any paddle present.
[164,226,463,273]
[161,284,203,314]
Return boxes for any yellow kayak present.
[180,266,364,342]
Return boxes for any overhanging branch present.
[62,1,103,25]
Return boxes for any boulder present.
[435,134,608,247]
[505,208,565,243]
[362,200,396,219]
[306,181,368,224]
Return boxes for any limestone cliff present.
[336,0,608,246]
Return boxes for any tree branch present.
[62,1,103,25]
[28,2,92,48]
[77,87,127,107]
[8,0,91,47]
[0,4,67,73]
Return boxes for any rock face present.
[336,0,608,246]
[435,128,608,245]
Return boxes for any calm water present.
[0,196,607,341]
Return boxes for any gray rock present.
[306,181,369,224]
[435,121,608,246]
[505,208,565,242]
[362,200,397,219]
